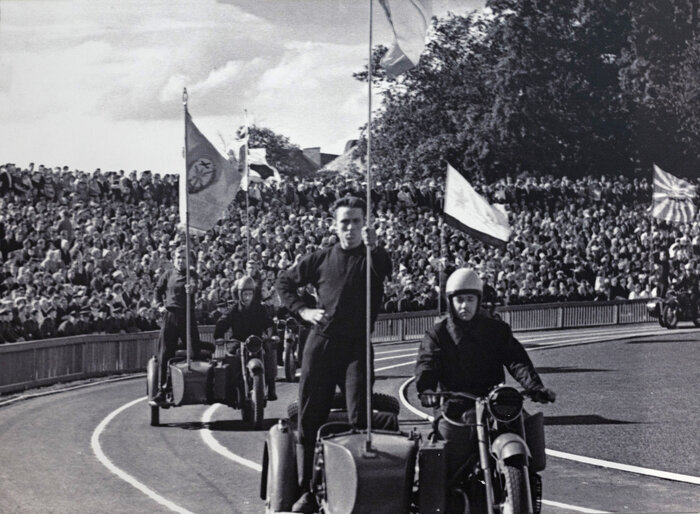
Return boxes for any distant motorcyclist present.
[214,275,278,401]
[414,268,556,476]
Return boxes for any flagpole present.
[183,88,192,369]
[244,109,251,263]
[365,0,374,452]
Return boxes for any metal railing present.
[0,299,655,395]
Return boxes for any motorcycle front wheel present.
[501,464,530,514]
[284,344,297,382]
[252,373,265,430]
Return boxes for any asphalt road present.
[0,323,698,513]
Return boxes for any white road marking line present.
[546,449,700,485]
[375,346,419,355]
[375,353,418,362]
[398,377,700,486]
[200,404,262,472]
[91,397,194,514]
[376,361,416,372]
[541,499,608,513]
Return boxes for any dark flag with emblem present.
[443,162,511,247]
[179,109,241,232]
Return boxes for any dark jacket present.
[213,300,273,341]
[415,313,543,398]
[276,243,391,339]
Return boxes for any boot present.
[267,380,277,401]
[291,492,318,513]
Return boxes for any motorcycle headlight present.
[487,386,523,422]
[245,335,263,354]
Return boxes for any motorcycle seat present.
[174,349,213,360]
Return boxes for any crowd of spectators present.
[2,160,699,343]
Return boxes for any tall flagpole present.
[365,0,374,451]
[244,109,251,263]
[183,88,192,369]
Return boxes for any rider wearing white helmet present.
[414,267,556,475]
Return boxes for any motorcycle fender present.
[491,432,531,466]
[247,357,264,376]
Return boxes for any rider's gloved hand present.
[529,387,556,404]
[420,389,439,408]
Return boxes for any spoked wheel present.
[663,305,678,329]
[284,344,298,382]
[500,464,530,514]
[252,373,265,430]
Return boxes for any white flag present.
[378,0,432,78]
[444,163,511,247]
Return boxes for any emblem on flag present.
[652,164,697,224]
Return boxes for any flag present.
[652,164,697,223]
[249,148,281,182]
[378,0,432,78]
[443,163,511,247]
[179,110,241,232]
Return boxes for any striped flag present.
[652,164,697,223]
[378,0,432,78]
[443,163,511,247]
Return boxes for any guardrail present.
[0,299,655,395]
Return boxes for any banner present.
[652,164,697,223]
[443,163,511,247]
[378,0,432,78]
[179,110,241,232]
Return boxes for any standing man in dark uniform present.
[276,196,393,513]
[214,275,278,401]
[152,246,203,403]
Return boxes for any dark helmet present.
[235,275,256,301]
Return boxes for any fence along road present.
[0,299,656,395]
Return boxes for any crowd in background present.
[1,161,698,343]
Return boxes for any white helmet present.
[445,268,483,298]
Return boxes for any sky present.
[0,0,483,175]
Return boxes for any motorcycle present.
[421,387,548,514]
[146,335,272,429]
[646,287,700,329]
[276,316,304,382]
[261,385,547,514]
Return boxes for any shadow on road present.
[544,414,639,426]
[536,366,614,374]
[162,418,282,432]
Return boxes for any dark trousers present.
[158,309,201,389]
[297,329,370,487]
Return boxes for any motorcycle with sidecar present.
[646,287,700,329]
[146,335,273,429]
[261,385,547,514]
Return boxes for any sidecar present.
[261,393,416,514]
[146,336,269,428]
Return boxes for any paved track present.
[0,323,698,513]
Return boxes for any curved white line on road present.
[546,449,700,485]
[91,397,194,514]
[541,499,607,513]
[398,377,700,486]
[200,404,262,472]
